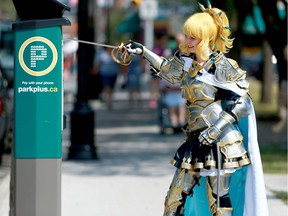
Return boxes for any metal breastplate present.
[181,74,218,131]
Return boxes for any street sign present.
[139,0,158,20]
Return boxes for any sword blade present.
[63,38,118,49]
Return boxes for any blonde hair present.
[179,7,234,60]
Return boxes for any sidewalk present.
[0,75,287,216]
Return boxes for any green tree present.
[0,0,16,19]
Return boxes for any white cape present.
[195,72,269,216]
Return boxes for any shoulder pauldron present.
[214,53,247,84]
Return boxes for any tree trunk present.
[261,40,274,103]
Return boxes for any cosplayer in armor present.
[126,2,268,216]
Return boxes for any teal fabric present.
[117,12,141,33]
[184,178,211,216]
[253,5,266,34]
[230,117,248,216]
[184,117,249,216]
[242,6,266,35]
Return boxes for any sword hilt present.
[111,43,133,66]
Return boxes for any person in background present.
[92,47,121,109]
[122,54,145,105]
[148,33,166,109]
[125,1,268,216]
[159,34,187,133]
[159,79,186,133]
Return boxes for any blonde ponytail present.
[179,2,234,60]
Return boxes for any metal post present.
[144,19,154,50]
[68,0,98,160]
[140,0,158,50]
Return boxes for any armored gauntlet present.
[126,40,144,55]
[199,111,236,145]
[126,40,164,71]
[199,94,252,146]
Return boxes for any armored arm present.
[199,93,252,145]
[126,41,184,84]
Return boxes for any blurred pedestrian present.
[159,34,187,133]
[159,80,186,133]
[92,47,121,108]
[125,2,268,216]
[148,33,166,109]
[122,54,144,105]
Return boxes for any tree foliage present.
[0,0,16,19]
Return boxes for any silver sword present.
[63,37,119,49]
[62,38,132,66]
[201,116,221,211]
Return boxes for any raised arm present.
[126,40,184,84]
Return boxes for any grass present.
[260,145,287,204]
[249,79,287,204]
[260,145,287,174]
[249,79,287,174]
[272,191,288,205]
[248,78,279,116]
[260,145,287,205]
[273,190,288,205]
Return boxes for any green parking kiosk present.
[12,0,70,215]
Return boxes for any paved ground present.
[0,75,287,216]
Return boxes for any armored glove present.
[199,111,236,146]
[126,40,164,72]
[126,40,144,55]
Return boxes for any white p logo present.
[19,36,57,76]
[30,45,47,68]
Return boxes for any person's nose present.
[185,38,192,46]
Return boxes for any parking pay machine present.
[12,0,70,215]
